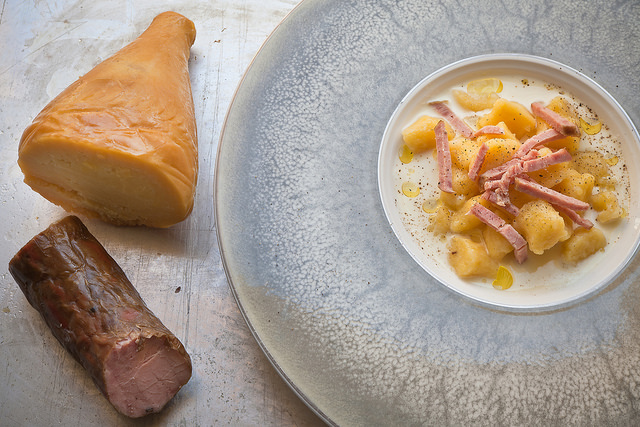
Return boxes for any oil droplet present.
[492,266,513,290]
[580,117,602,135]
[402,181,420,197]
[606,156,619,166]
[398,144,414,164]
[422,198,439,213]
[468,78,503,95]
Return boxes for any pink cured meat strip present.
[468,143,488,181]
[429,101,474,138]
[483,158,529,203]
[531,102,580,137]
[522,148,572,172]
[471,125,505,138]
[469,202,504,229]
[513,242,529,264]
[469,203,528,263]
[553,203,594,229]
[493,163,523,206]
[481,160,518,183]
[484,179,502,192]
[482,148,569,199]
[435,120,454,193]
[482,190,520,217]
[481,149,540,182]
[514,176,590,211]
[515,129,565,157]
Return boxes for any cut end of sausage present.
[103,335,192,418]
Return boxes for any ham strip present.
[514,176,590,211]
[435,120,454,193]
[531,102,580,137]
[553,203,594,229]
[429,101,474,138]
[468,143,488,181]
[469,203,504,229]
[481,149,540,182]
[469,203,528,263]
[471,125,505,138]
[513,241,529,264]
[484,178,502,192]
[515,129,564,157]
[482,190,520,216]
[481,158,522,184]
[494,163,523,206]
[481,162,516,183]
[481,146,584,222]
[482,148,568,194]
[521,148,571,172]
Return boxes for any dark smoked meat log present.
[8,216,192,418]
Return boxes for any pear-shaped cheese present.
[19,12,198,228]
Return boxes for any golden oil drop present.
[606,156,619,166]
[422,198,439,213]
[398,144,414,164]
[402,181,420,197]
[580,117,602,135]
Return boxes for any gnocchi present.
[397,77,626,286]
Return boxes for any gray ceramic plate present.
[215,0,640,425]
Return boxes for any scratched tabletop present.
[0,1,324,426]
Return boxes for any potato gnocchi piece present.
[452,89,499,112]
[535,96,581,153]
[553,169,595,202]
[571,151,612,185]
[477,137,521,175]
[451,165,480,197]
[467,78,503,95]
[448,235,499,278]
[439,191,467,210]
[482,225,514,261]
[514,200,571,255]
[591,191,625,223]
[527,148,573,188]
[449,137,481,170]
[477,98,537,139]
[449,196,490,234]
[402,115,454,152]
[428,204,452,235]
[562,227,607,264]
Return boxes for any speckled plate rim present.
[378,53,640,312]
[213,1,335,425]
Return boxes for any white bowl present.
[378,54,640,311]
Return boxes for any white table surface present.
[0,1,325,425]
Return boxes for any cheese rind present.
[19,12,198,228]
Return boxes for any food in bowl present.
[396,76,627,290]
